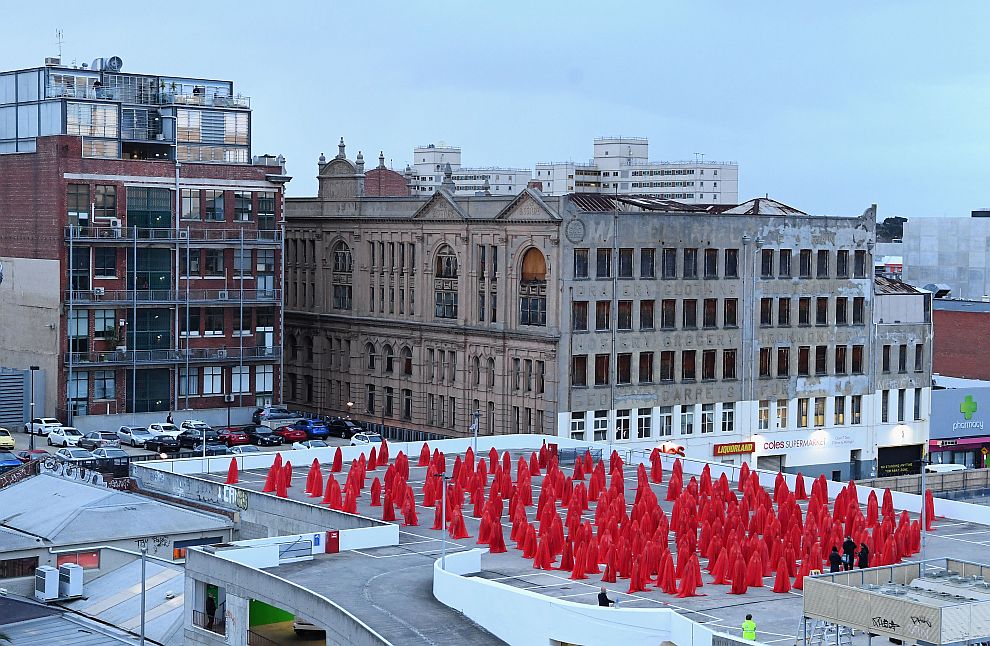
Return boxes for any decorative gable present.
[494,189,560,222]
[412,191,467,221]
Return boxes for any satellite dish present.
[106,56,123,72]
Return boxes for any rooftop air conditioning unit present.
[154,134,165,141]
[93,287,105,297]
[218,290,229,300]
[217,349,228,359]
[178,230,189,239]
[35,566,59,602]
[58,563,83,598]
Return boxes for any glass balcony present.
[65,225,281,245]
[65,346,280,367]
[65,288,281,305]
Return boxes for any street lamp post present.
[28,366,39,451]
[435,471,449,570]
[471,409,481,455]
[346,401,354,419]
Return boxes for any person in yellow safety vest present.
[742,614,757,641]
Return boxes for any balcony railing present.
[66,288,280,305]
[65,346,280,367]
[46,83,250,110]
[164,92,250,109]
[65,225,281,244]
[192,609,226,636]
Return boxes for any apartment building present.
[0,57,288,421]
[285,148,928,480]
[405,143,531,196]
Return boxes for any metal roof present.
[568,193,707,213]
[0,597,138,645]
[875,275,925,295]
[721,197,807,215]
[933,298,990,313]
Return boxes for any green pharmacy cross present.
[961,395,978,420]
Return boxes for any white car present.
[117,425,155,447]
[55,447,94,462]
[350,432,383,446]
[47,426,83,447]
[926,463,967,474]
[179,419,212,432]
[148,422,182,438]
[230,445,261,455]
[292,440,329,450]
[24,417,62,436]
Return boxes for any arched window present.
[304,336,314,362]
[383,345,394,373]
[401,347,413,376]
[519,248,548,326]
[366,342,376,370]
[331,241,353,310]
[487,357,496,388]
[287,335,298,361]
[434,245,459,319]
[472,355,481,386]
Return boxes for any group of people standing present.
[829,535,869,572]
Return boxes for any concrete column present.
[224,593,251,646]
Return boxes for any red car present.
[16,449,49,463]
[216,426,250,447]
[274,425,309,443]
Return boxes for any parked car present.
[177,428,220,448]
[55,447,94,462]
[292,440,329,450]
[144,435,180,453]
[47,426,83,447]
[293,618,325,638]
[117,426,155,447]
[327,418,364,439]
[273,424,309,443]
[91,447,128,460]
[0,428,14,450]
[15,449,49,463]
[350,432,384,446]
[179,419,213,433]
[216,426,251,447]
[283,419,330,440]
[190,443,231,456]
[24,417,62,436]
[252,406,299,425]
[77,431,120,451]
[148,422,182,438]
[243,425,283,447]
[0,452,23,473]
[230,444,262,455]
[926,463,967,474]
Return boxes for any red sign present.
[713,442,755,456]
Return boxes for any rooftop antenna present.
[56,29,64,58]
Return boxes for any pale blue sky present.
[4,0,989,218]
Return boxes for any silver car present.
[117,426,155,447]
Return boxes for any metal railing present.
[66,288,280,305]
[165,92,250,109]
[64,346,280,366]
[247,630,281,646]
[65,225,281,244]
[192,609,226,635]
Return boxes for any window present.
[836,250,849,278]
[723,298,738,327]
[205,308,224,335]
[487,357,495,387]
[898,344,908,373]
[93,309,115,339]
[231,366,250,394]
[914,387,923,420]
[615,409,630,440]
[816,250,829,278]
[0,556,39,579]
[572,301,588,331]
[882,345,891,373]
[594,354,609,386]
[204,250,224,276]
[761,249,774,278]
[798,346,810,376]
[816,297,828,325]
[596,248,611,278]
[617,301,632,330]
[234,191,253,222]
[760,298,773,326]
[798,398,809,427]
[680,406,694,435]
[400,347,413,376]
[661,299,676,329]
[662,248,677,278]
[570,412,586,441]
[640,248,655,278]
[383,345,395,373]
[914,343,924,372]
[636,408,652,439]
[759,348,772,377]
[704,248,718,278]
[639,300,655,330]
[813,397,826,427]
[881,390,889,423]
[724,249,739,278]
[779,249,792,277]
[181,189,201,220]
[897,388,906,422]
[366,384,376,414]
[834,396,845,425]
[852,297,865,324]
[852,395,862,424]
[434,246,459,319]
[67,184,89,225]
[704,298,717,328]
[57,550,101,570]
[721,403,735,432]
[799,249,812,278]
[835,297,848,325]
[758,400,770,430]
[520,294,547,326]
[616,353,632,384]
[639,352,654,383]
[658,406,672,436]
[255,365,272,397]
[595,301,610,330]
[854,250,867,278]
[815,346,827,375]
[593,410,608,441]
[94,247,116,277]
[204,190,224,221]
[203,366,222,395]
[682,299,697,328]
[683,248,698,279]
[701,403,715,434]
[777,399,789,428]
[618,248,633,278]
[799,297,811,325]
[660,351,674,381]
[835,345,848,374]
[519,248,547,326]
[778,298,791,326]
[852,345,864,373]
[702,350,717,380]
[681,350,696,381]
[179,367,199,397]
[574,249,589,278]
[723,349,737,380]
[402,389,412,420]
[92,370,115,400]
[524,359,533,391]
[234,249,251,277]
[331,242,353,310]
[777,347,790,377]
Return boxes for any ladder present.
[796,618,853,646]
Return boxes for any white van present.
[925,463,967,474]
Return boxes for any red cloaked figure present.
[488,516,507,554]
[401,495,418,526]
[627,556,645,592]
[738,461,750,492]
[924,490,936,530]
[570,544,588,579]
[729,555,749,594]
[711,550,730,584]
[309,467,324,498]
[368,446,378,471]
[225,458,238,484]
[522,525,537,558]
[431,501,444,530]
[378,438,389,465]
[747,552,764,588]
[304,459,319,494]
[602,548,618,583]
[332,447,343,473]
[794,472,808,500]
[262,462,277,492]
[282,462,293,488]
[418,442,431,467]
[867,490,880,527]
[529,452,541,477]
[275,467,288,498]
[676,556,703,598]
[450,508,470,539]
[559,540,574,571]
[573,457,585,481]
[489,447,499,472]
[382,492,397,521]
[658,551,677,594]
[322,475,341,507]
[772,557,791,593]
[535,534,555,570]
[371,477,382,506]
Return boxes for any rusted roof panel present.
[875,275,924,294]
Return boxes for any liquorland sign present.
[713,442,755,456]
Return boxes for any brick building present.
[932,300,990,380]
[0,58,288,421]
